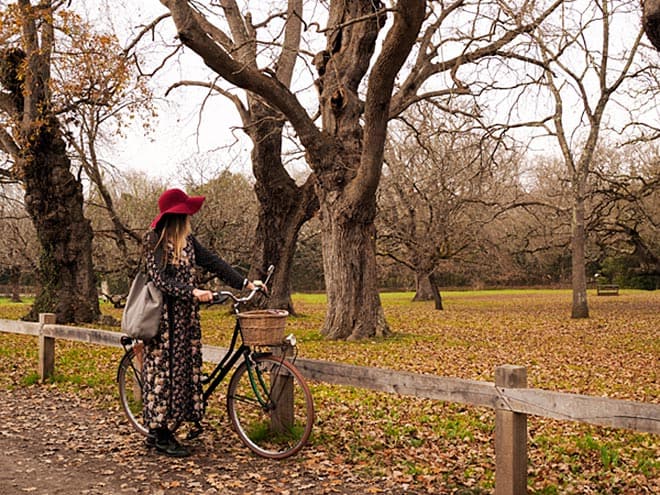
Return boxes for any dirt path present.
[0,386,423,495]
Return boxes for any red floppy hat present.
[150,188,206,229]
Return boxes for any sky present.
[70,0,658,189]
[74,0,254,186]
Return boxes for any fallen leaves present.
[0,290,658,493]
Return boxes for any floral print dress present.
[141,232,245,430]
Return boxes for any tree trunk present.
[320,199,389,340]
[413,271,443,310]
[9,266,22,303]
[315,1,406,340]
[571,190,589,318]
[9,7,100,324]
[414,271,434,301]
[248,98,318,314]
[21,120,100,323]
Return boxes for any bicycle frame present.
[120,311,291,412]
[201,319,249,403]
[117,263,314,458]
[201,315,290,408]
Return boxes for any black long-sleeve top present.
[144,232,245,300]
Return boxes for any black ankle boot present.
[145,429,158,448]
[154,428,190,458]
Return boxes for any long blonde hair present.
[156,214,191,266]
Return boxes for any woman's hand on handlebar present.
[245,280,268,295]
[193,288,214,303]
[196,281,266,305]
[252,280,268,295]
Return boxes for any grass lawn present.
[0,289,658,493]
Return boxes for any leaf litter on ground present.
[0,289,657,493]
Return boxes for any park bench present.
[597,284,620,296]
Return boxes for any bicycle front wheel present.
[227,355,314,459]
[117,346,148,436]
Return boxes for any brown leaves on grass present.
[288,290,659,493]
[284,291,658,406]
[0,290,658,493]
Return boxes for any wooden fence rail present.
[1,315,658,495]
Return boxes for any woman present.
[142,188,255,457]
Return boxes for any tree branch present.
[276,0,303,87]
[165,79,249,124]
[354,0,425,200]
[390,0,564,118]
[160,0,323,160]
[123,13,172,54]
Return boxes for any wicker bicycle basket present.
[237,309,289,346]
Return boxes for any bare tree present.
[589,143,660,283]
[524,0,650,317]
[377,106,523,308]
[500,156,573,284]
[188,167,259,274]
[0,1,99,322]
[87,172,164,296]
[158,0,425,339]
[157,0,562,339]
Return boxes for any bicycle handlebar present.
[209,264,275,307]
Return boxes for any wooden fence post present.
[271,344,295,433]
[38,313,56,381]
[495,365,528,495]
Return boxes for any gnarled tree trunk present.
[311,1,425,339]
[21,120,99,322]
[320,197,387,340]
[248,98,318,314]
[1,2,100,323]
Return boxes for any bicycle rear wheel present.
[117,347,148,436]
[227,354,314,459]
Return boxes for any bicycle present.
[116,265,314,459]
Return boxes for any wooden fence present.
[1,314,658,495]
[0,285,36,297]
